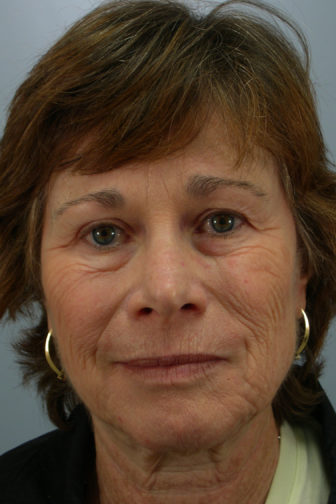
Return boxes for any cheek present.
[215,246,297,317]
[211,244,299,388]
[41,254,124,375]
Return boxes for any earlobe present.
[294,250,310,315]
[44,308,54,334]
[296,272,309,317]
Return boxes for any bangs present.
[39,0,303,177]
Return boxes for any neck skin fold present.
[92,408,280,504]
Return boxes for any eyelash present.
[82,211,245,250]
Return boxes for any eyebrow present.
[54,189,124,218]
[186,175,267,198]
[54,174,266,218]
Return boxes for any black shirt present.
[0,406,94,503]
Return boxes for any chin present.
[117,405,245,453]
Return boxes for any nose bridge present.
[131,223,206,318]
[145,230,190,305]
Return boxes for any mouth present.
[124,354,222,367]
[118,354,224,384]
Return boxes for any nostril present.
[181,303,195,311]
[140,307,153,315]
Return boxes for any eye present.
[90,225,122,247]
[203,212,243,235]
[210,214,235,233]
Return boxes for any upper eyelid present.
[201,210,245,224]
[205,210,244,221]
[79,220,123,237]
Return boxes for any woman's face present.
[41,121,308,451]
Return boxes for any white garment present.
[266,420,330,503]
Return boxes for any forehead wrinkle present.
[144,164,173,205]
[186,175,267,199]
[53,189,125,219]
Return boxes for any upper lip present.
[121,354,223,367]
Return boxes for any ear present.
[44,308,54,334]
[295,270,309,318]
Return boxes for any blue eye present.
[209,214,236,233]
[91,226,117,246]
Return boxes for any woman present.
[0,0,336,502]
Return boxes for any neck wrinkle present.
[92,409,280,504]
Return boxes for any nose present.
[127,235,207,320]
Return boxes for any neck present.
[92,409,280,504]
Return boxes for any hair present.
[0,0,336,428]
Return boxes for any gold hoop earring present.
[45,330,65,381]
[295,309,310,359]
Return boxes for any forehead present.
[46,117,279,207]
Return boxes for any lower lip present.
[120,359,223,384]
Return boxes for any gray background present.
[0,0,335,454]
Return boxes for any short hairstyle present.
[1,0,335,428]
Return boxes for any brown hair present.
[1,0,335,428]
